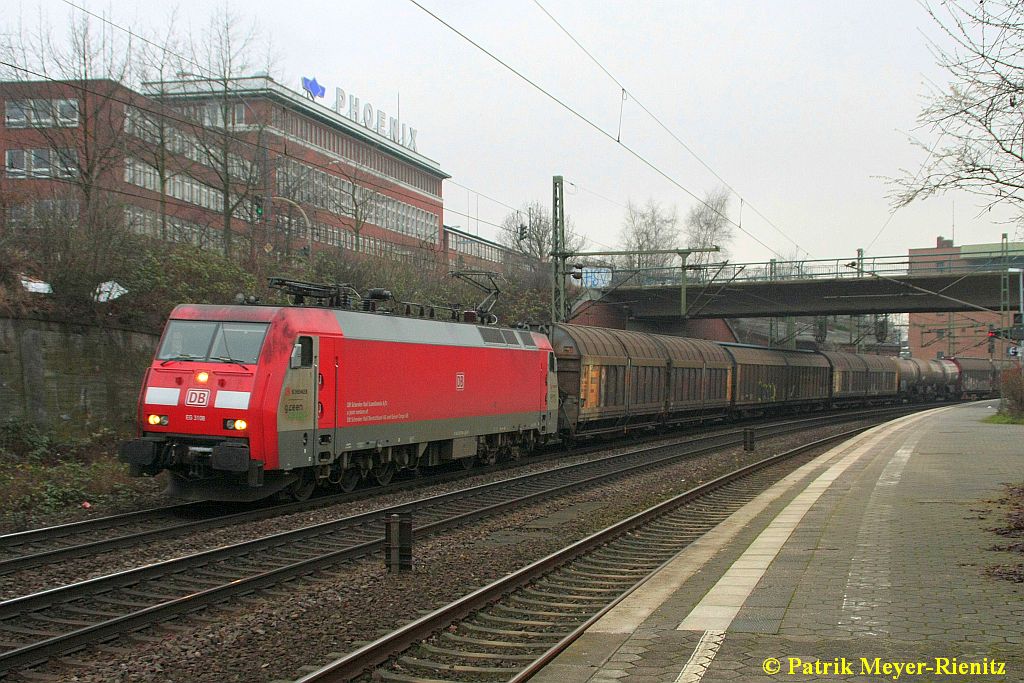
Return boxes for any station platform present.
[533,401,1024,683]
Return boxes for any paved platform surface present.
[533,401,1024,683]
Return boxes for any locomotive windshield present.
[157,321,269,365]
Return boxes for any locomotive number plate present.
[185,388,211,407]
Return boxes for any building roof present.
[143,75,449,179]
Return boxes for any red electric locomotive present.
[121,280,557,501]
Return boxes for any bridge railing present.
[604,250,1020,288]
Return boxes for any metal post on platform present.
[743,429,755,451]
[385,512,413,572]
[1010,268,1024,366]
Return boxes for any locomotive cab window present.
[157,321,268,364]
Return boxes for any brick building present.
[907,235,1024,359]
[1,75,461,268]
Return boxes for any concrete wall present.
[0,318,158,437]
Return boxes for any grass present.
[982,413,1024,425]
[0,419,166,532]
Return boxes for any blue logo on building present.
[301,76,325,100]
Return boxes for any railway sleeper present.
[492,603,593,619]
[374,671,452,683]
[573,557,661,572]
[521,586,612,603]
[458,621,569,639]
[397,654,522,677]
[474,612,576,628]
[590,546,665,559]
[505,595,606,611]
[533,579,622,594]
[418,642,539,662]
[558,567,649,581]
[439,632,552,651]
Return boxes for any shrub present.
[1000,367,1024,419]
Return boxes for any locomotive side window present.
[292,336,313,368]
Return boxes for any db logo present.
[185,388,211,407]
[455,372,465,391]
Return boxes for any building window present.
[4,100,28,127]
[4,99,79,128]
[6,198,78,230]
[29,149,51,178]
[5,149,26,177]
[4,147,77,179]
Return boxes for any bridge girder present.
[594,272,1008,320]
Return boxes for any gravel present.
[16,418,878,683]
[0,420,813,599]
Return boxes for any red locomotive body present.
[122,303,557,501]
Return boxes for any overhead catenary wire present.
[404,0,787,260]
[529,0,810,259]
[58,0,775,258]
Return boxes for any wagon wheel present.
[478,449,498,467]
[506,445,522,461]
[460,457,475,470]
[339,467,361,493]
[373,462,396,487]
[288,468,317,502]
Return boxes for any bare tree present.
[684,187,732,267]
[0,12,138,307]
[619,198,680,269]
[891,1,1024,230]
[335,167,386,255]
[178,6,273,258]
[498,200,585,262]
[127,16,187,242]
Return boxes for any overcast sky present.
[12,0,1019,263]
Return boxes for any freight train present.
[120,280,1011,501]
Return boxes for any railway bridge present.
[575,252,1019,328]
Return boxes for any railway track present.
[0,405,912,577]
[293,423,879,683]
[0,405,921,675]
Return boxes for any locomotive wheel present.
[373,462,396,486]
[288,469,317,502]
[339,467,361,493]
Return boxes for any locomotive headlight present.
[224,419,235,430]
[224,419,246,430]
[234,419,247,431]
[147,414,162,426]
[196,371,210,383]
[159,415,169,426]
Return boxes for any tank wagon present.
[121,281,999,501]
